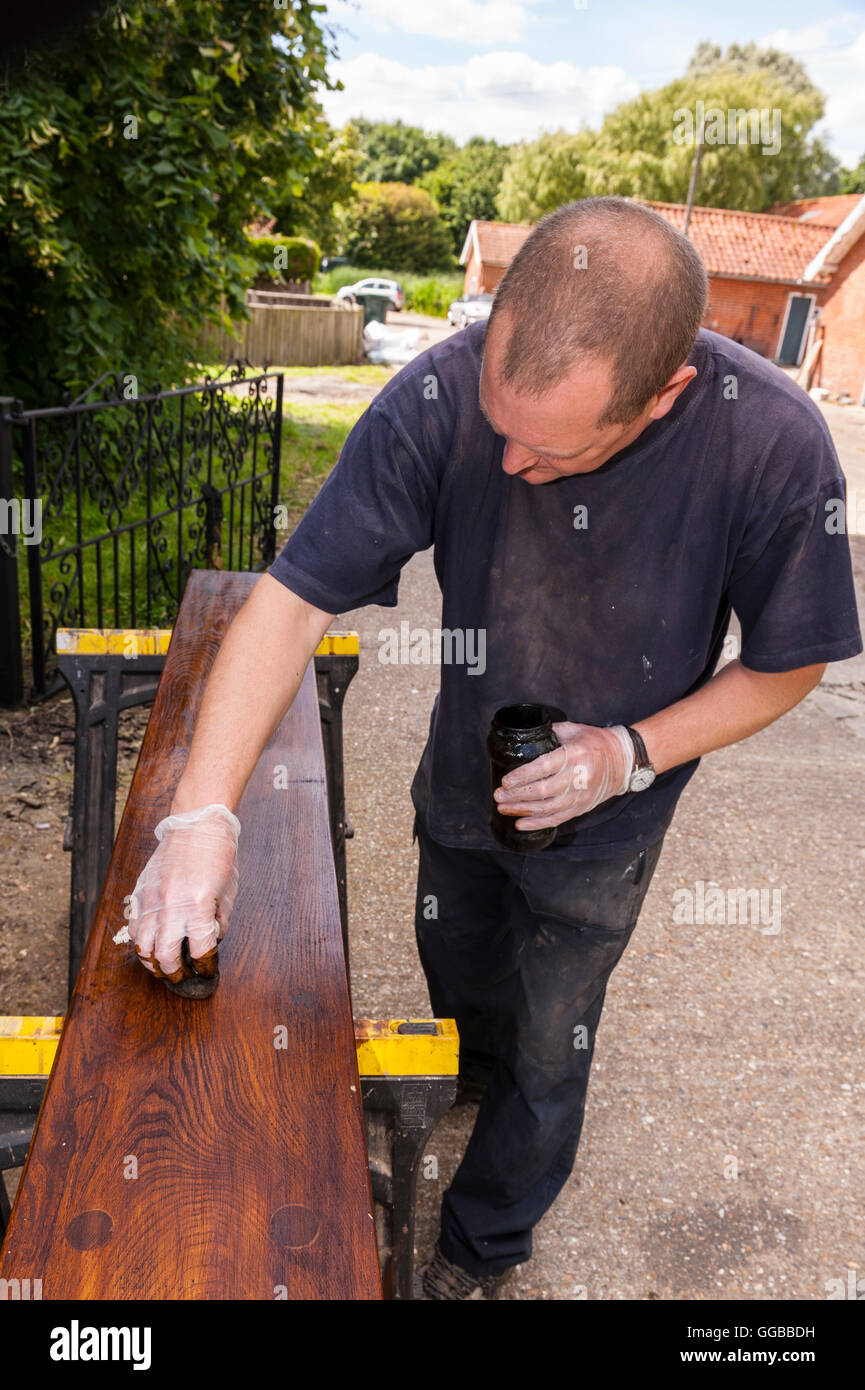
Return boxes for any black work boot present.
[421,1242,515,1300]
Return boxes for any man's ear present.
[648,362,698,421]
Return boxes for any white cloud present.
[326,0,533,46]
[760,22,865,165]
[321,50,639,144]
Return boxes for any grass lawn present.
[277,363,394,387]
[278,397,367,533]
[193,360,393,390]
[252,362,389,531]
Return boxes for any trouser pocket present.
[518,836,665,934]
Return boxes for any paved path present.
[385,309,457,351]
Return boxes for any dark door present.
[777,296,812,365]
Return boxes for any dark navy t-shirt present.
[269,323,862,858]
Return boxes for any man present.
[126,198,862,1300]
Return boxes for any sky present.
[317,0,865,168]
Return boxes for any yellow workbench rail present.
[0,1017,63,1075]
[1,1016,456,1079]
[55,627,359,659]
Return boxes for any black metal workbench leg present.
[59,653,164,999]
[314,651,359,961]
[362,1075,458,1299]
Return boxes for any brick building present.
[459,220,535,295]
[459,195,865,403]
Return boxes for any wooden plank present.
[0,570,381,1300]
[796,331,823,389]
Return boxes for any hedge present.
[245,234,321,284]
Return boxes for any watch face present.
[630,767,656,792]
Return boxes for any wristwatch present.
[624,725,656,792]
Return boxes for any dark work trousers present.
[413,804,665,1278]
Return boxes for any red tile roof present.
[466,202,846,285]
[643,201,833,284]
[767,195,863,229]
[470,219,533,265]
[470,197,856,283]
[245,216,277,238]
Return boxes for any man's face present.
[479,316,693,484]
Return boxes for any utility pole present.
[683,112,705,237]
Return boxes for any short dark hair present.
[485,197,708,425]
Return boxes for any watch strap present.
[625,725,652,771]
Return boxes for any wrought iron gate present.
[0,364,284,703]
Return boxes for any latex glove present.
[114,804,241,983]
[493,722,634,830]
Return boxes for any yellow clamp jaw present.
[354,1019,458,1077]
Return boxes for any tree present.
[686,40,816,96]
[420,138,512,256]
[0,0,335,403]
[494,43,834,224]
[337,182,454,272]
[682,41,840,199]
[840,153,865,194]
[269,114,361,253]
[791,136,842,199]
[496,131,591,223]
[346,118,457,185]
[583,65,825,209]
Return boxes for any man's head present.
[479,197,708,483]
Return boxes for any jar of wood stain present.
[488,703,562,852]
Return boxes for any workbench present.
[0,571,382,1299]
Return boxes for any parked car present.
[336,277,405,311]
[447,292,494,328]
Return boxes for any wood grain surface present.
[0,571,381,1300]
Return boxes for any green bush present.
[0,0,334,405]
[338,182,455,273]
[404,273,465,317]
[246,234,321,284]
[312,265,465,318]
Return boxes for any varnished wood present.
[0,571,381,1300]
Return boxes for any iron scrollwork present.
[2,364,283,700]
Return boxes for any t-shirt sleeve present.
[727,423,862,672]
[267,401,438,614]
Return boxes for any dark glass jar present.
[488,703,562,852]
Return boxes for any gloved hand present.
[493,722,634,830]
[113,803,241,984]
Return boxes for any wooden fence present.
[199,296,364,368]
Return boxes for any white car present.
[336,277,405,310]
[447,292,494,328]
